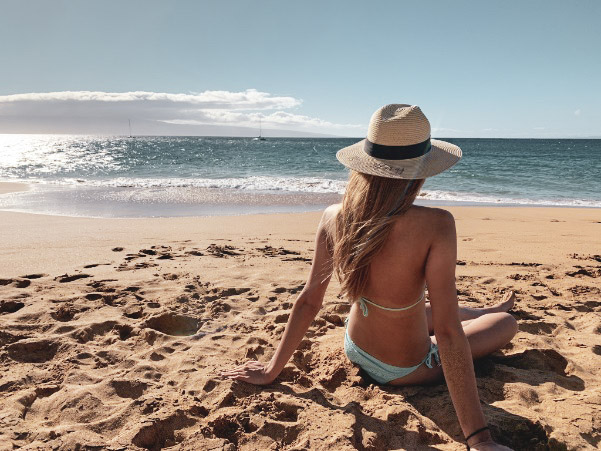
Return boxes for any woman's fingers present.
[219,360,267,382]
[231,374,251,381]
[220,361,264,374]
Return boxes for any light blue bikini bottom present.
[343,317,441,384]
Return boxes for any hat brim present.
[336,138,462,179]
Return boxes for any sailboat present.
[254,118,266,141]
[128,119,133,138]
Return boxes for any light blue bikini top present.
[358,288,425,317]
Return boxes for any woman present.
[221,105,517,450]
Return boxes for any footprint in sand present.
[0,331,29,346]
[0,300,25,313]
[131,411,197,449]
[20,273,47,279]
[150,351,166,361]
[569,285,601,295]
[566,267,601,278]
[202,379,218,393]
[144,312,201,336]
[51,304,77,322]
[124,305,144,319]
[206,244,241,257]
[0,278,31,288]
[109,379,148,399]
[7,339,60,363]
[83,263,111,269]
[282,256,312,262]
[256,245,301,257]
[569,253,601,262]
[72,321,119,343]
[114,324,134,340]
[56,273,92,283]
[203,415,246,447]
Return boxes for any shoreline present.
[1,182,599,219]
[0,181,30,195]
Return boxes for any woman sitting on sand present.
[221,105,518,450]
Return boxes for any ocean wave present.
[33,176,349,194]
[5,177,601,208]
[420,190,601,208]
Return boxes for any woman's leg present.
[390,293,518,386]
[426,291,516,334]
[389,312,517,386]
[460,312,518,359]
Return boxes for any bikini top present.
[358,288,426,317]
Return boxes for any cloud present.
[0,89,362,135]
[163,110,362,130]
[0,89,300,110]
[574,109,581,116]
[533,127,546,130]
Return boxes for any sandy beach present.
[1,182,600,450]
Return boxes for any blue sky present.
[0,0,600,137]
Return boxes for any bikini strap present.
[359,290,425,317]
[423,342,441,368]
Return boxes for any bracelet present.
[465,426,490,450]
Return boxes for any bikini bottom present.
[343,317,441,384]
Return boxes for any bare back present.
[332,203,454,370]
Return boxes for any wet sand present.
[0,182,29,195]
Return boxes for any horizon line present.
[1,132,600,140]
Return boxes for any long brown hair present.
[331,170,424,301]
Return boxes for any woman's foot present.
[489,290,516,313]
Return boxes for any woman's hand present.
[469,440,513,451]
[219,360,275,385]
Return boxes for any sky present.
[0,0,600,137]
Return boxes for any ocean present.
[0,135,600,217]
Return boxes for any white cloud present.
[533,127,546,130]
[0,89,300,110]
[574,109,581,116]
[163,110,362,130]
[0,89,362,134]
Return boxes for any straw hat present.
[336,104,462,179]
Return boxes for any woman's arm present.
[425,209,493,447]
[220,206,335,384]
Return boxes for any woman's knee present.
[496,312,518,342]
[477,312,518,344]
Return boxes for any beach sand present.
[1,183,600,449]
[0,182,30,196]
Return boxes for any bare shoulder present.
[316,203,341,240]
[403,206,456,236]
[323,203,342,219]
[321,203,342,228]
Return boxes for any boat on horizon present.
[253,118,266,141]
